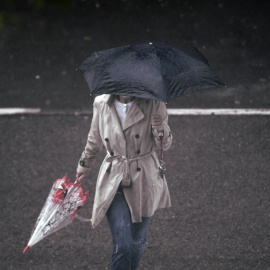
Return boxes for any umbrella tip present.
[23,245,30,254]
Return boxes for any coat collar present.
[103,95,124,138]
[105,95,144,131]
[121,100,144,130]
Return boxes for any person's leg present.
[130,217,151,270]
[106,190,132,270]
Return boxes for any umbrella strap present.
[160,135,164,159]
[75,214,91,222]
[159,134,166,178]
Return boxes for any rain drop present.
[83,36,91,41]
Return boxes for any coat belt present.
[105,149,155,187]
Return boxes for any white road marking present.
[0,108,270,115]
[0,108,41,115]
[167,109,270,115]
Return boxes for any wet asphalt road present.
[1,1,270,269]
[1,114,269,269]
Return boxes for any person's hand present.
[76,172,85,181]
[151,114,164,131]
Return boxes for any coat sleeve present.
[152,101,172,151]
[77,99,103,175]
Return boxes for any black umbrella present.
[79,42,224,102]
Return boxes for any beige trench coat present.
[77,94,172,228]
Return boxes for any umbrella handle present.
[74,177,81,184]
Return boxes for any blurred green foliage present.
[0,0,73,30]
[27,0,72,9]
[0,0,73,10]
[1,0,244,31]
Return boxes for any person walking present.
[76,94,172,270]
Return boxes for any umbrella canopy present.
[79,42,224,102]
[23,175,89,254]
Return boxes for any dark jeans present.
[106,189,150,270]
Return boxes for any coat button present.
[105,138,109,142]
[135,134,140,139]
[137,150,140,155]
[137,167,141,171]
[110,151,114,156]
